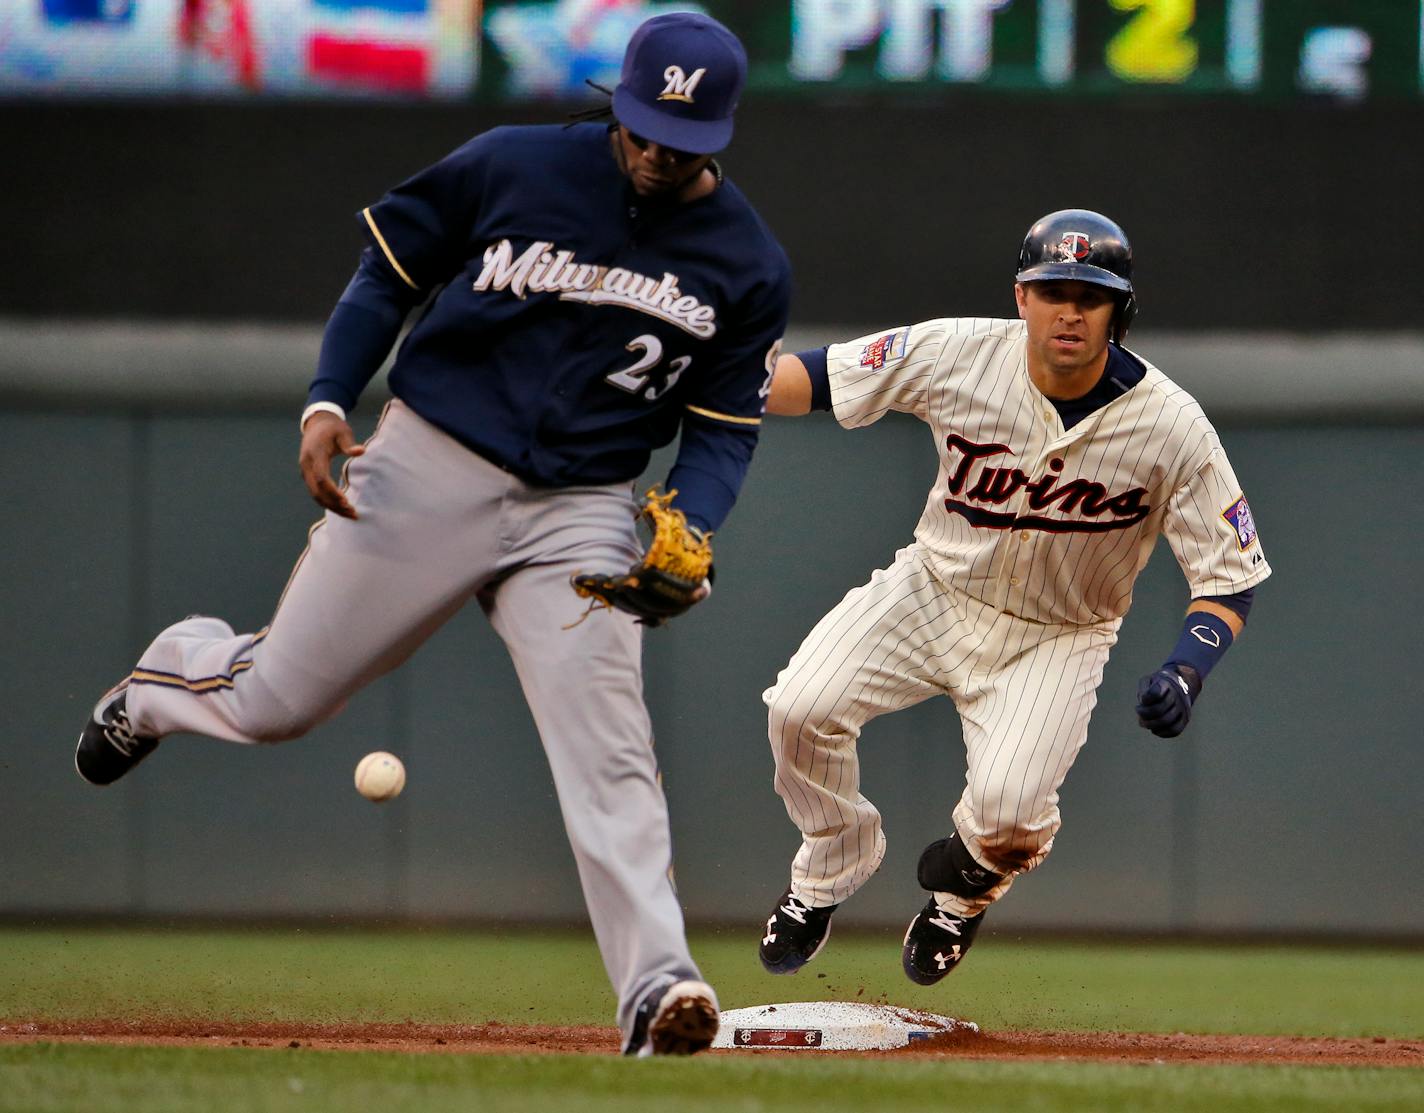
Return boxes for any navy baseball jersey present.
[310,122,791,492]
[82,11,767,1060]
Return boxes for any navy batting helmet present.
[1016,209,1137,341]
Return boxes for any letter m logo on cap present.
[658,65,706,102]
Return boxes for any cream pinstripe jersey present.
[828,318,1272,626]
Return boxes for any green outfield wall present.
[4,73,1419,936]
[3,350,1419,936]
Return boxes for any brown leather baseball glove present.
[571,487,714,627]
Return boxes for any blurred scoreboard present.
[777,0,1424,99]
[0,0,479,94]
[2,0,1421,99]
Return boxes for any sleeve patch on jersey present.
[1221,495,1259,551]
[859,329,908,371]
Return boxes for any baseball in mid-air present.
[354,751,406,802]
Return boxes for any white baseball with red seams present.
[354,751,406,802]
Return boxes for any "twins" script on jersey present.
[473,239,718,338]
[942,433,1150,532]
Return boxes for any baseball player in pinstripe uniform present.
[757,210,1270,984]
[71,13,791,1056]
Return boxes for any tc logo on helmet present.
[1055,232,1091,262]
[658,65,707,102]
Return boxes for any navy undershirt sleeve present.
[1200,586,1255,621]
[797,347,832,412]
[666,417,759,533]
[307,248,423,413]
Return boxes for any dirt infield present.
[3,1019,1421,1067]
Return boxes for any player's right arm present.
[300,131,497,517]
[768,321,950,424]
[301,247,425,518]
[766,352,812,415]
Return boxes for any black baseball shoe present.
[759,887,840,974]
[74,680,160,786]
[901,897,986,986]
[623,979,719,1057]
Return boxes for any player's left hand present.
[570,488,714,627]
[1135,664,1202,739]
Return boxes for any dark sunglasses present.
[625,129,699,163]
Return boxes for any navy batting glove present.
[1135,664,1202,739]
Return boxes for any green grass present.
[2,924,1420,1039]
[2,1044,1422,1113]
[1,925,1420,1113]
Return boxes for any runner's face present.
[1016,280,1116,375]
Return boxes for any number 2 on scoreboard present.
[1107,0,1198,84]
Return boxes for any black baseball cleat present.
[74,680,160,786]
[759,887,839,974]
[901,897,986,986]
[623,979,719,1057]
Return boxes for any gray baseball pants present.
[124,399,704,1041]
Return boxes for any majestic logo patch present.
[941,433,1151,533]
[473,239,717,338]
[1222,495,1258,550]
[658,65,706,102]
[859,329,908,371]
[1055,231,1091,262]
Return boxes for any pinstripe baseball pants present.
[765,543,1119,918]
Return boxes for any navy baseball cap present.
[612,12,747,155]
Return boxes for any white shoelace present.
[927,910,964,935]
[780,897,815,925]
[104,712,143,757]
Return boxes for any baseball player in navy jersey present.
[72,12,790,1057]
[756,210,1270,984]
